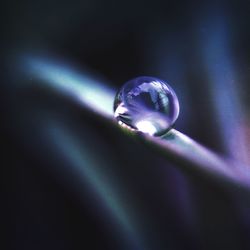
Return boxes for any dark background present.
[2,0,250,249]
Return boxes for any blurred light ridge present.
[23,55,115,118]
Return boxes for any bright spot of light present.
[114,103,128,118]
[135,120,157,135]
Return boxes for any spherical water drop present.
[114,76,179,136]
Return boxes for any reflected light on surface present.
[23,56,115,118]
[135,120,157,135]
[114,103,128,118]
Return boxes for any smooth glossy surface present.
[114,76,179,136]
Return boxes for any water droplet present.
[114,76,180,136]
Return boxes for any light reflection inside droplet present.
[135,120,157,135]
[114,76,179,136]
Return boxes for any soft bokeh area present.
[2,1,250,250]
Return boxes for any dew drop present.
[114,76,180,136]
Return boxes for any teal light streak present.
[47,121,142,249]
[25,57,115,117]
